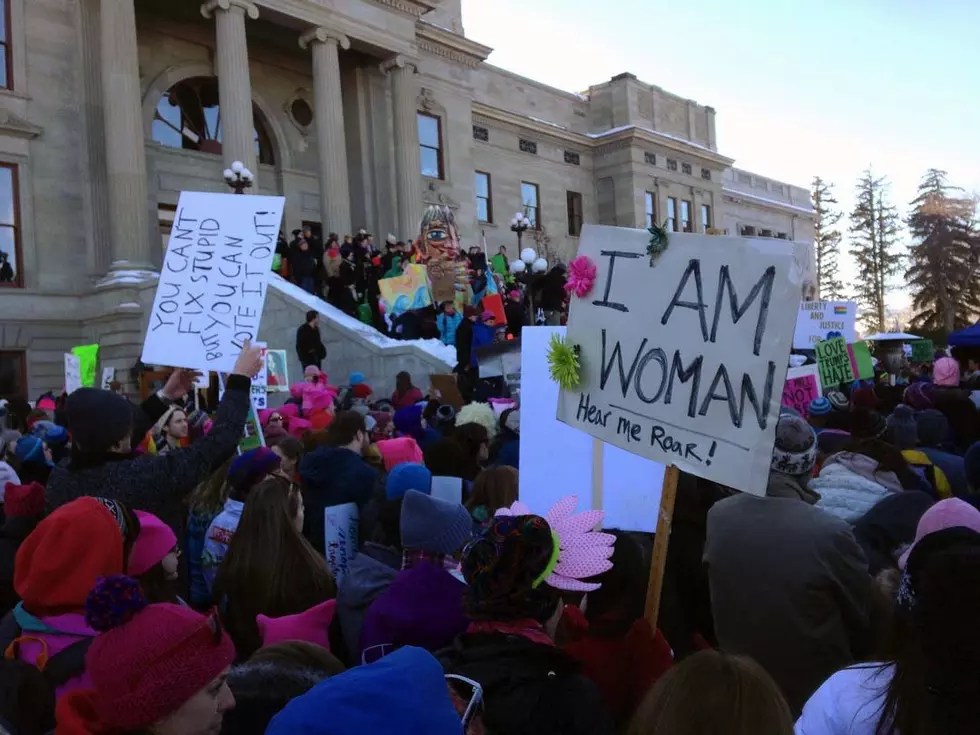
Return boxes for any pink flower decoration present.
[564,255,597,299]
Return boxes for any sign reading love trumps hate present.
[141,192,286,373]
[556,225,801,496]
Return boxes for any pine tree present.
[812,177,845,299]
[906,169,980,333]
[849,170,902,333]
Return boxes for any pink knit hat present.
[82,576,235,730]
[376,437,424,472]
[257,598,337,650]
[128,511,178,577]
[934,356,961,386]
[899,498,980,569]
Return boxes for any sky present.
[460,0,980,313]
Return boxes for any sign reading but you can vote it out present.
[557,225,802,497]
[141,192,286,373]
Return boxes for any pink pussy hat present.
[257,598,337,651]
[128,511,178,577]
[899,498,980,569]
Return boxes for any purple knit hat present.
[904,382,937,411]
[227,447,281,496]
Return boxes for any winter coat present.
[455,318,474,368]
[186,506,221,609]
[202,499,244,598]
[922,447,967,496]
[491,434,519,470]
[5,604,97,699]
[289,379,338,415]
[0,514,41,616]
[45,375,251,533]
[295,323,327,368]
[335,544,399,663]
[358,562,467,663]
[440,632,616,735]
[901,449,952,498]
[391,387,424,412]
[810,453,904,523]
[289,247,318,280]
[851,491,934,575]
[436,311,463,346]
[470,322,496,367]
[299,447,379,554]
[704,490,872,714]
[505,300,525,338]
[795,664,891,735]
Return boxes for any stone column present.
[381,56,423,239]
[300,27,352,236]
[201,0,259,177]
[100,0,154,273]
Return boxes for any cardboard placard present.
[848,341,875,379]
[266,349,289,392]
[71,344,100,387]
[430,374,464,411]
[64,353,82,395]
[816,337,874,388]
[793,300,856,349]
[556,227,801,497]
[251,342,268,410]
[141,191,285,373]
[910,340,935,363]
[100,367,115,390]
[378,264,433,316]
[238,394,266,452]
[781,365,822,417]
[324,503,359,585]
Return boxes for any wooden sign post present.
[643,464,680,629]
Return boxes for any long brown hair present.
[628,650,794,735]
[466,466,518,515]
[187,456,234,517]
[213,478,336,658]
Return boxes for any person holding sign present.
[46,342,265,535]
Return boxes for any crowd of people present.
[3,339,980,733]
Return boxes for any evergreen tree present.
[849,170,902,332]
[905,169,980,333]
[812,177,845,299]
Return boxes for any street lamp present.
[223,160,254,195]
[508,246,549,323]
[509,211,531,249]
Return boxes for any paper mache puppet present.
[418,204,470,305]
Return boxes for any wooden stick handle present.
[644,464,680,630]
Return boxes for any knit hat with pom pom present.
[81,575,235,730]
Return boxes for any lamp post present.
[508,246,549,324]
[509,211,531,249]
[223,160,254,195]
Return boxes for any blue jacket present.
[436,312,463,346]
[300,447,379,555]
[470,322,496,366]
[493,437,520,470]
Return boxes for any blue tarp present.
[948,323,980,347]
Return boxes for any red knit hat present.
[80,576,235,730]
[352,383,373,399]
[15,497,124,615]
[3,482,45,518]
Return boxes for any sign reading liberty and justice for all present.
[557,225,801,496]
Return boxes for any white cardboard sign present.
[557,226,801,497]
[64,353,82,395]
[520,327,664,532]
[793,300,856,349]
[141,191,286,373]
[100,367,115,390]
[324,503,359,586]
[252,342,269,410]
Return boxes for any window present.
[563,150,581,166]
[152,76,275,165]
[681,200,692,232]
[681,162,692,175]
[0,0,10,89]
[519,138,538,155]
[0,350,26,401]
[644,152,657,166]
[776,232,789,240]
[417,112,443,179]
[566,191,583,236]
[666,197,677,232]
[473,124,489,142]
[666,159,678,171]
[701,168,711,181]
[521,182,540,229]
[771,184,785,196]
[760,228,773,237]
[475,171,492,223]
[645,191,656,228]
[289,98,313,128]
[701,204,712,231]
[0,164,20,287]
[741,225,757,237]
[738,172,752,185]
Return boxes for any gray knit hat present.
[887,405,918,450]
[915,409,950,449]
[771,412,817,477]
[400,489,472,555]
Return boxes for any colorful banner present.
[910,340,935,363]
[378,264,432,316]
[848,341,875,380]
[781,365,822,417]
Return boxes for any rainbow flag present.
[833,305,848,315]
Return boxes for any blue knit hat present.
[14,435,46,465]
[808,397,832,417]
[385,463,432,500]
[400,489,472,555]
[228,447,281,497]
[266,647,462,735]
[32,420,68,447]
[349,372,366,386]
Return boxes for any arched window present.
[151,76,275,166]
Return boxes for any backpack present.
[0,611,93,688]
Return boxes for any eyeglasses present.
[269,415,283,423]
[446,674,484,731]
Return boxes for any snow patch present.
[526,116,568,130]
[721,187,815,216]
[585,124,715,153]
[96,269,159,287]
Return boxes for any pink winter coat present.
[9,607,97,699]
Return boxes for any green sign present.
[849,341,875,380]
[71,344,100,388]
[910,340,934,363]
[815,337,853,388]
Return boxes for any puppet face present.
[420,208,460,262]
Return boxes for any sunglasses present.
[269,415,283,423]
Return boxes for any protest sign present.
[815,337,852,387]
[238,394,265,452]
[71,345,99,387]
[324,503,359,585]
[378,264,432,316]
[781,365,822,417]
[251,342,269,410]
[430,374,465,411]
[64,353,82,395]
[556,227,801,497]
[141,191,286,373]
[100,367,115,390]
[521,326,664,532]
[430,476,464,505]
[848,341,875,379]
[266,349,289,391]
[910,339,935,363]
[793,300,856,349]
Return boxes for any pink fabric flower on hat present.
[564,255,597,299]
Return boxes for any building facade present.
[0,0,814,397]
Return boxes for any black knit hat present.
[66,388,135,453]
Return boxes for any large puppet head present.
[418,204,460,263]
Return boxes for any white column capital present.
[201,0,259,20]
[299,27,351,52]
[380,54,418,75]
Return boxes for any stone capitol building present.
[0,0,815,397]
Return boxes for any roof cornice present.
[367,0,435,17]
[416,21,492,67]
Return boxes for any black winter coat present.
[440,633,615,735]
[45,375,251,532]
[295,323,326,368]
